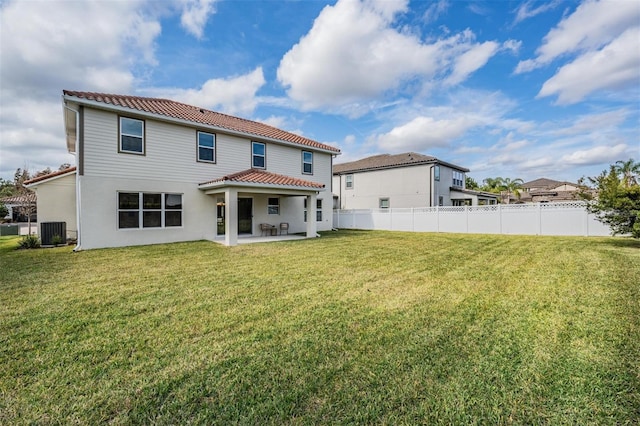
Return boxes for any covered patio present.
[199,169,326,246]
[213,233,306,245]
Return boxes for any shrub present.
[51,235,63,245]
[17,234,41,249]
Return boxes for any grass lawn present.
[1,231,639,424]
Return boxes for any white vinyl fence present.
[333,202,612,237]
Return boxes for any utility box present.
[0,224,19,236]
[41,222,66,246]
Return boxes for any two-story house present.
[517,178,582,203]
[26,91,340,249]
[332,152,498,209]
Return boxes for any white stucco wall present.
[31,173,77,239]
[333,164,467,209]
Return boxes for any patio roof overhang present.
[198,169,326,196]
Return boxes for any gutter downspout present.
[64,104,82,251]
[429,165,434,207]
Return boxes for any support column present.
[306,193,317,238]
[224,188,238,246]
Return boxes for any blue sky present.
[1,0,638,184]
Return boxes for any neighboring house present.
[24,167,77,240]
[332,152,498,209]
[517,178,582,203]
[0,194,37,222]
[30,91,340,250]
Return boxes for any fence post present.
[411,207,415,232]
[538,202,542,235]
[499,204,503,234]
[466,205,470,233]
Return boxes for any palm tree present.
[482,177,504,193]
[500,177,524,204]
[613,159,640,188]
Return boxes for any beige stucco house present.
[28,91,340,250]
[517,178,582,203]
[332,152,498,209]
[24,167,77,240]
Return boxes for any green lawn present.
[1,231,638,424]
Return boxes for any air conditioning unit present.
[40,222,66,246]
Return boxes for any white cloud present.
[373,116,477,152]
[554,109,630,136]
[423,0,449,24]
[445,41,500,86]
[562,144,630,165]
[537,27,640,104]
[512,0,562,26]
[178,0,217,39]
[515,0,640,73]
[147,67,266,115]
[277,0,501,110]
[0,0,161,95]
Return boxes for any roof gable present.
[63,91,340,154]
[24,167,77,187]
[200,169,325,190]
[333,152,468,174]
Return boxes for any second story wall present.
[333,163,467,209]
[81,107,333,188]
[333,165,432,209]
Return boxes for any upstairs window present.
[345,174,353,189]
[379,198,390,209]
[119,117,144,154]
[197,131,216,163]
[453,171,464,187]
[252,142,266,168]
[434,165,440,181]
[302,151,313,174]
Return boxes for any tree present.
[480,177,524,203]
[614,159,640,188]
[0,178,16,198]
[500,177,524,204]
[465,176,479,190]
[579,159,640,238]
[0,202,8,220]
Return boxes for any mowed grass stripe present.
[0,231,638,424]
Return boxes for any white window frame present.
[434,165,440,181]
[304,198,322,222]
[267,197,279,215]
[345,174,353,189]
[453,171,464,187]
[119,117,145,155]
[252,142,266,169]
[117,192,183,230]
[302,151,313,175]
[197,131,216,163]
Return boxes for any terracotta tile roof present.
[63,91,340,154]
[0,194,35,204]
[333,152,469,174]
[200,169,325,189]
[23,167,77,185]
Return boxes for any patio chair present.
[279,222,289,235]
[260,223,274,236]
